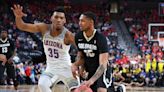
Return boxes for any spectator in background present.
[0,29,18,90]
[25,65,32,84]
[16,63,26,84]
[145,68,157,87]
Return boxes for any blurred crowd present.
[118,7,164,87]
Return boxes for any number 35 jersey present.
[43,27,71,70]
[75,30,108,76]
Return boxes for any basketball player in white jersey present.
[11,4,77,92]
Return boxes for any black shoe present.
[13,80,19,90]
[0,80,6,85]
[0,82,6,85]
[7,79,12,85]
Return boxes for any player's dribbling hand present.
[74,84,93,92]
[11,4,27,18]
[82,80,94,87]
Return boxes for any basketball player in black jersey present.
[72,12,113,92]
[0,30,18,90]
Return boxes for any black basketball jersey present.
[0,38,15,60]
[75,30,108,78]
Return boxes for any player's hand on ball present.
[82,80,94,88]
[74,85,93,92]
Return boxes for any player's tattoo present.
[90,64,105,82]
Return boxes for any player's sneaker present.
[13,80,19,90]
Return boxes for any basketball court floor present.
[0,85,164,92]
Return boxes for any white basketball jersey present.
[43,27,71,72]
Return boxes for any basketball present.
[74,85,93,92]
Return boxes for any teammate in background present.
[72,11,113,92]
[11,4,77,92]
[0,29,18,90]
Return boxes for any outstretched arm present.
[11,4,48,35]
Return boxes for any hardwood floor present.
[0,85,164,92]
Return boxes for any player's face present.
[0,31,7,39]
[51,12,66,30]
[79,14,92,32]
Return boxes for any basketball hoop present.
[158,38,164,47]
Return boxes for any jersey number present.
[48,48,59,58]
[2,47,8,53]
[84,50,95,57]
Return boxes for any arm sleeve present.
[97,34,108,54]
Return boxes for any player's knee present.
[38,78,52,88]
[38,82,52,92]
[38,81,47,89]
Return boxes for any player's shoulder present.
[7,38,15,45]
[75,31,83,38]
[96,30,104,36]
[64,29,75,45]
[7,38,12,41]
[35,23,49,29]
[65,28,74,38]
[38,23,51,35]
[95,31,106,39]
[65,29,72,35]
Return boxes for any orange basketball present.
[74,85,93,92]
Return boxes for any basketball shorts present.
[42,67,78,91]
[90,66,113,92]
